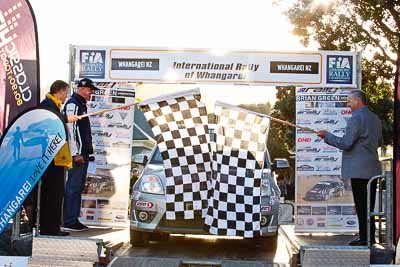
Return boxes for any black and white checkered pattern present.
[140,89,212,220]
[205,101,270,237]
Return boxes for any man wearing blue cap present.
[63,78,96,231]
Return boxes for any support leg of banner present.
[35,180,41,237]
[11,211,21,249]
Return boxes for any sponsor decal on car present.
[135,200,154,209]
[261,205,272,213]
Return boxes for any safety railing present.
[367,158,393,250]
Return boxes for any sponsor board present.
[72,46,358,87]
[78,82,135,228]
[295,88,358,232]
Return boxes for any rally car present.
[83,174,115,195]
[129,147,288,247]
[304,180,344,201]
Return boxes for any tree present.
[238,102,272,115]
[261,87,297,162]
[284,0,398,145]
[238,99,295,160]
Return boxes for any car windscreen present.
[150,146,272,169]
[150,147,163,164]
[263,150,272,169]
[313,184,329,189]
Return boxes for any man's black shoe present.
[62,223,87,232]
[41,231,70,236]
[349,238,367,246]
[77,221,89,229]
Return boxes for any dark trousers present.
[40,162,65,234]
[64,161,89,225]
[351,178,377,242]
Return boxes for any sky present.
[29,0,317,108]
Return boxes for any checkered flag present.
[205,101,270,237]
[140,89,212,220]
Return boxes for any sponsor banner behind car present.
[0,0,40,136]
[295,88,358,232]
[72,46,358,87]
[0,108,67,234]
[78,82,135,228]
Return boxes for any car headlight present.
[140,175,164,194]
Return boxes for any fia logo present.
[327,55,353,84]
[79,50,106,79]
[81,51,103,64]
[329,56,351,69]
[0,2,22,49]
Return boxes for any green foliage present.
[268,87,296,160]
[362,57,394,145]
[283,0,398,146]
[238,102,272,115]
[239,99,295,160]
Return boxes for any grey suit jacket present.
[325,107,382,179]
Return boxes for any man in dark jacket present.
[63,78,96,231]
[34,80,78,236]
[317,90,383,246]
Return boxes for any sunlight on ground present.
[273,235,291,264]
[173,233,243,240]
[88,227,130,243]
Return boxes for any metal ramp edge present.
[108,256,285,267]
[300,245,370,266]
[29,235,103,266]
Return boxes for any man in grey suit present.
[317,90,382,246]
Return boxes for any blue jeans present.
[63,161,89,225]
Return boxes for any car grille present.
[158,214,205,229]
